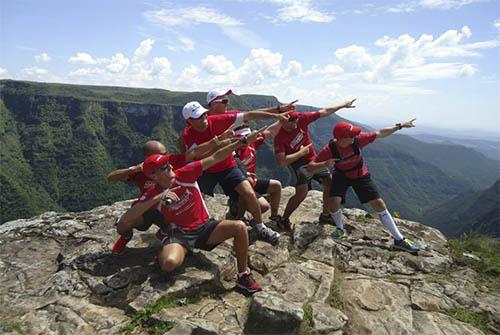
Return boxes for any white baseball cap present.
[182,101,208,120]
[207,89,232,104]
[234,126,251,137]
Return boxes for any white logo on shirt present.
[290,131,305,149]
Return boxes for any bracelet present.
[395,123,403,130]
[213,135,221,145]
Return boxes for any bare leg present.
[321,175,332,215]
[158,243,188,272]
[329,196,343,213]
[267,179,282,217]
[235,180,262,224]
[282,184,308,220]
[207,220,249,273]
[368,198,387,212]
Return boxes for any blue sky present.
[1,0,499,132]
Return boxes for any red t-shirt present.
[137,161,209,230]
[235,136,266,178]
[314,132,377,179]
[129,153,186,200]
[182,113,244,173]
[273,111,320,164]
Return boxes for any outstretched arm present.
[307,159,336,173]
[275,144,313,167]
[376,118,416,138]
[185,128,235,161]
[107,164,142,182]
[201,127,266,171]
[318,98,357,118]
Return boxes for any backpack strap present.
[328,139,341,159]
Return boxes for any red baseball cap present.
[334,122,361,139]
[143,154,171,178]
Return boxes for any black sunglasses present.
[288,117,298,122]
[190,112,207,120]
[214,99,229,104]
[158,164,172,172]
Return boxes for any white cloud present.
[167,36,196,52]
[335,45,374,68]
[202,55,235,75]
[69,52,98,64]
[361,26,498,82]
[176,65,201,88]
[322,64,344,77]
[0,68,8,77]
[144,6,241,27]
[494,19,500,36]
[35,52,51,63]
[68,67,106,77]
[21,66,48,76]
[150,57,172,77]
[388,0,482,12]
[284,60,303,78]
[106,53,130,73]
[220,26,269,49]
[133,38,155,61]
[394,62,477,81]
[272,0,335,23]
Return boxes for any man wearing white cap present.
[206,89,234,116]
[180,101,291,246]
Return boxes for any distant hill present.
[0,80,497,224]
[408,132,500,162]
[423,180,500,237]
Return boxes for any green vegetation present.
[298,303,313,335]
[443,308,494,334]
[122,296,193,335]
[424,181,499,238]
[448,236,500,291]
[329,273,344,310]
[0,319,23,334]
[426,272,454,284]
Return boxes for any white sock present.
[238,270,249,278]
[255,223,265,230]
[330,209,344,230]
[378,209,404,240]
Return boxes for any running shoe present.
[111,234,132,255]
[155,229,169,243]
[394,238,420,254]
[277,217,293,233]
[330,227,348,239]
[237,272,262,293]
[225,199,240,220]
[318,212,334,224]
[256,225,280,246]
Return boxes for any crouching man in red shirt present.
[117,131,266,293]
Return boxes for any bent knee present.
[160,256,181,273]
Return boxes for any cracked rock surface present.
[1,188,498,334]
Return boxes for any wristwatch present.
[239,135,248,145]
[395,123,403,130]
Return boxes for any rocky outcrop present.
[0,188,498,334]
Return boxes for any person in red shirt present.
[108,138,235,254]
[117,130,266,293]
[308,119,420,253]
[273,99,357,231]
[180,101,292,246]
[232,125,282,220]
